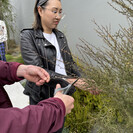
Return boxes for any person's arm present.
[66,78,100,95]
[0,84,74,133]
[66,45,81,77]
[0,98,65,133]
[20,30,43,67]
[0,61,50,86]
[0,61,22,86]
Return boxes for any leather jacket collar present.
[34,28,64,39]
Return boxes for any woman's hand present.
[66,78,100,95]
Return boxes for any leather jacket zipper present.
[43,45,51,98]
[43,41,57,98]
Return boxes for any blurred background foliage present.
[0,0,18,53]
[0,0,23,63]
[0,0,16,39]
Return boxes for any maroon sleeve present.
[0,61,22,86]
[0,98,66,133]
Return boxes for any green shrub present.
[6,54,24,64]
[65,88,101,133]
[5,54,14,61]
[15,55,24,64]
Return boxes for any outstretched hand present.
[54,84,74,115]
[66,78,101,95]
[17,65,50,86]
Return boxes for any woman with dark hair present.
[20,0,98,104]
[21,0,80,105]
[21,0,92,132]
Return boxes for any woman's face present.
[38,0,62,33]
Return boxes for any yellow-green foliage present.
[65,89,102,133]
[65,65,133,132]
[6,54,24,64]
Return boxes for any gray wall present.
[10,0,35,43]
[10,0,128,55]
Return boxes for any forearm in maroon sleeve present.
[0,61,22,86]
[0,97,65,133]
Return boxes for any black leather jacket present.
[20,28,80,103]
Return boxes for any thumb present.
[54,84,63,95]
[56,84,61,89]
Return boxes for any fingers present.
[88,88,101,95]
[40,68,50,82]
[65,96,74,115]
[54,83,74,115]
[54,84,62,95]
[37,68,50,83]
[33,67,50,85]
[36,79,46,86]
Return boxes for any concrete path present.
[4,82,29,108]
